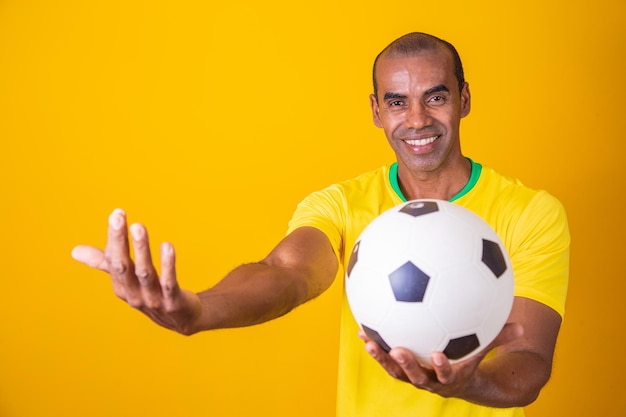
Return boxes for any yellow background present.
[1,0,624,416]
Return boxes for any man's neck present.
[397,157,472,201]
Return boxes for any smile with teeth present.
[404,135,439,146]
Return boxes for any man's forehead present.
[376,51,455,88]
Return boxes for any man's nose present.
[405,102,432,130]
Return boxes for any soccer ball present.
[345,199,514,366]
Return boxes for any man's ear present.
[370,94,383,128]
[460,82,471,118]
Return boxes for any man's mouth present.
[404,135,439,146]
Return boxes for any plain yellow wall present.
[1,0,624,416]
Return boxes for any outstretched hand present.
[72,209,202,335]
[359,322,523,399]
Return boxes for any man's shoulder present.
[471,163,566,221]
[338,165,390,186]
[317,165,392,198]
[477,165,550,201]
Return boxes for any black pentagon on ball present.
[481,239,508,278]
[388,261,430,302]
[399,200,440,217]
[346,241,360,278]
[443,333,480,360]
[362,324,391,353]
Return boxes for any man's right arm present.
[71,209,339,335]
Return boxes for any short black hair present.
[372,32,465,99]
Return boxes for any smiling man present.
[73,32,570,417]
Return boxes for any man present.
[72,32,569,416]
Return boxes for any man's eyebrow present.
[424,84,450,95]
[382,92,407,101]
[382,85,450,101]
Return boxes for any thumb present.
[71,245,108,272]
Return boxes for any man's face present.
[370,49,471,175]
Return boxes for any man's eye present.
[390,100,404,106]
[429,95,445,103]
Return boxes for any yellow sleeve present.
[286,184,346,262]
[511,191,570,318]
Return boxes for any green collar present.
[389,158,482,202]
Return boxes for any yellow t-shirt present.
[287,161,570,417]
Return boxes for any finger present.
[365,341,407,381]
[129,223,163,308]
[359,331,408,380]
[71,245,108,271]
[159,242,179,306]
[390,348,433,386]
[104,209,140,301]
[430,351,456,384]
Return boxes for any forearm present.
[461,351,551,408]
[185,227,337,334]
[189,262,312,333]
